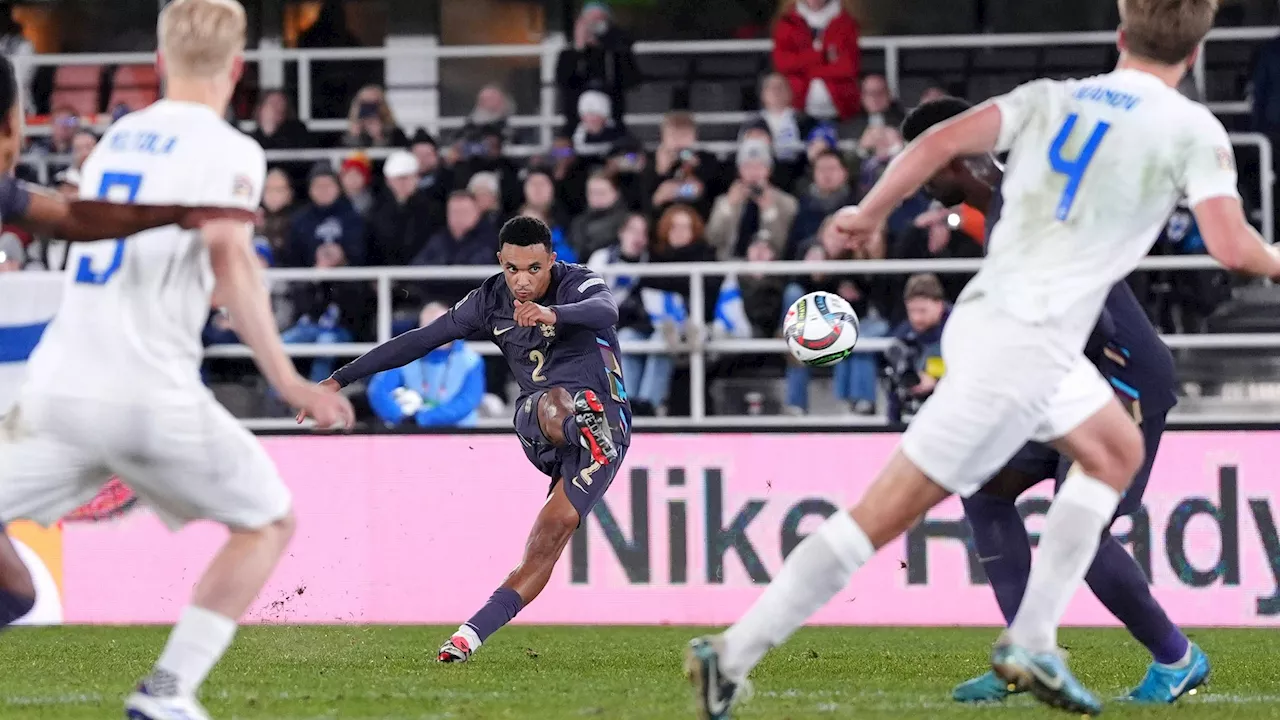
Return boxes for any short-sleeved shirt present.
[973,70,1239,340]
[26,100,266,402]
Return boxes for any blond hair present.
[1118,0,1218,65]
[158,0,246,78]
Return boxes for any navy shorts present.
[513,391,629,520]
[998,411,1166,518]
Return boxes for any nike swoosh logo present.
[493,326,514,336]
[1030,660,1064,691]
[1168,661,1199,697]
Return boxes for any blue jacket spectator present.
[366,303,486,427]
[288,163,366,267]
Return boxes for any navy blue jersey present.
[333,262,631,433]
[984,187,1176,419]
[0,176,32,222]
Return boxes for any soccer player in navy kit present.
[900,97,1208,704]
[308,216,631,662]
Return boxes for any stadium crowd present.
[0,0,1242,424]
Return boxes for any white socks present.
[720,511,874,682]
[455,624,483,651]
[155,605,238,696]
[1009,472,1121,653]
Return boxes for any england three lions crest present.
[538,322,556,339]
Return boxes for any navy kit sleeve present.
[330,288,488,387]
[553,268,619,330]
[0,176,32,221]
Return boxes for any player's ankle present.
[155,605,238,696]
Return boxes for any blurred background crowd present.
[1,0,1276,426]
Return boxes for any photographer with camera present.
[556,1,638,134]
[884,273,950,423]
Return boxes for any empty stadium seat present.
[49,65,102,117]
[108,65,160,112]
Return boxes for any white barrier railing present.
[184,255,1280,427]
[12,26,1275,142]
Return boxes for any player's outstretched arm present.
[327,313,470,390]
[1193,196,1280,278]
[856,103,1003,224]
[205,219,353,429]
[10,179,255,242]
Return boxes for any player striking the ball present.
[0,2,355,719]
[687,0,1277,716]
[901,96,1208,704]
[304,215,631,663]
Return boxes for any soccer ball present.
[783,291,860,367]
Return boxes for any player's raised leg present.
[439,387,622,662]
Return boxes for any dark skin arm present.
[20,186,256,242]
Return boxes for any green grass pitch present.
[0,626,1275,719]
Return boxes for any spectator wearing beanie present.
[287,162,367,267]
[340,151,375,217]
[573,90,627,158]
[739,115,803,193]
[706,139,798,260]
[368,150,431,266]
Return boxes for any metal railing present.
[12,25,1276,145]
[186,254,1280,430]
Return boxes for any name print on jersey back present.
[24,100,268,402]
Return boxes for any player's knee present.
[269,510,298,547]
[537,503,582,551]
[537,388,575,445]
[1076,420,1143,491]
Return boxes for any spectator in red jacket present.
[772,0,861,122]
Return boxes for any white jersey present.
[975,69,1240,334]
[24,100,265,402]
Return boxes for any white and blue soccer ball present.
[783,291,860,367]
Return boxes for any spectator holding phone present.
[706,139,798,260]
[342,85,409,149]
[556,1,638,133]
[645,111,724,219]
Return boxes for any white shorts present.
[901,297,1114,498]
[0,390,290,531]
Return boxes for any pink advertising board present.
[56,432,1280,627]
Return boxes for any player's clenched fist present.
[829,205,882,253]
[514,300,557,327]
[291,378,355,429]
